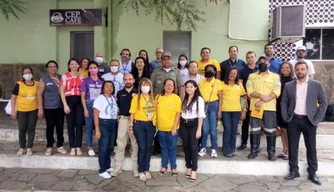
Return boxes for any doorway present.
[70,31,94,61]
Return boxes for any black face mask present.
[205,71,215,78]
[258,63,268,72]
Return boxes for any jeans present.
[65,96,84,148]
[84,100,94,148]
[133,121,156,173]
[158,130,178,170]
[201,100,218,149]
[17,110,38,149]
[180,118,199,171]
[98,118,117,173]
[222,112,241,154]
[44,108,65,148]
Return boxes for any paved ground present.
[0,167,333,192]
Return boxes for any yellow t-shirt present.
[156,94,182,131]
[16,81,38,112]
[221,82,246,112]
[129,94,156,122]
[79,69,89,78]
[198,78,223,102]
[197,59,221,76]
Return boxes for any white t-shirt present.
[181,96,206,119]
[101,73,124,96]
[289,59,315,76]
[93,95,118,119]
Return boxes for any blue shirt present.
[150,60,162,73]
[268,57,282,74]
[239,64,259,89]
[220,58,246,81]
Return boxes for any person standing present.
[180,80,205,182]
[119,48,134,75]
[102,60,124,96]
[281,61,327,185]
[138,49,150,72]
[80,61,104,156]
[37,60,67,156]
[264,43,282,74]
[182,61,205,85]
[220,46,246,80]
[11,67,39,156]
[156,78,182,177]
[177,54,189,78]
[79,58,90,78]
[95,52,110,78]
[197,47,221,79]
[289,46,315,79]
[150,47,164,73]
[112,73,139,178]
[93,81,118,179]
[246,57,281,160]
[131,57,151,89]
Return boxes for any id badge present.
[147,113,152,120]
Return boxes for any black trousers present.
[44,108,65,148]
[180,118,199,171]
[241,101,250,145]
[17,110,38,148]
[65,96,84,148]
[288,115,317,175]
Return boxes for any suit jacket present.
[280,79,328,126]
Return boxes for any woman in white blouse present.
[180,80,206,182]
[93,81,118,179]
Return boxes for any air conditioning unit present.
[269,5,305,43]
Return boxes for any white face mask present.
[179,60,187,66]
[110,66,119,73]
[96,57,104,64]
[141,86,150,94]
[23,74,33,81]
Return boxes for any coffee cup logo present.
[51,12,64,23]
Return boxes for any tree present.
[0,0,27,20]
[118,0,229,31]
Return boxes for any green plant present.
[0,0,28,20]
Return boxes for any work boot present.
[248,134,259,159]
[266,136,277,161]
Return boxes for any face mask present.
[258,63,268,72]
[23,74,33,81]
[110,66,119,73]
[204,71,215,78]
[179,60,187,66]
[89,69,98,75]
[141,86,150,94]
[96,57,104,64]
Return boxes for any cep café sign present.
[50,9,102,26]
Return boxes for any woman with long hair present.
[177,54,189,78]
[79,58,90,78]
[11,67,39,156]
[129,78,156,181]
[37,60,67,156]
[156,78,182,177]
[93,81,118,178]
[139,49,150,72]
[81,61,104,156]
[60,58,85,156]
[131,57,151,89]
[180,80,205,182]
[277,62,294,160]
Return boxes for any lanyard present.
[104,96,116,117]
[142,94,151,109]
[121,61,130,74]
[228,59,238,67]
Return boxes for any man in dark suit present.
[281,61,327,185]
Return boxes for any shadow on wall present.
[0,64,46,99]
[313,61,334,103]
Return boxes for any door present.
[163,31,191,66]
[70,31,94,61]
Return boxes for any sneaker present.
[17,148,26,156]
[211,149,217,158]
[45,148,52,156]
[198,148,207,157]
[57,147,67,154]
[27,148,33,156]
[99,172,111,179]
[88,149,96,156]
[106,167,114,173]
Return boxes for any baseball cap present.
[296,46,307,51]
[162,51,172,58]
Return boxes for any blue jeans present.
[201,100,218,150]
[98,119,117,173]
[133,121,156,173]
[222,112,241,154]
[84,100,94,148]
[158,130,178,170]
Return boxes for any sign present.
[50,9,102,26]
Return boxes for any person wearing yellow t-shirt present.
[79,58,90,78]
[197,47,221,79]
[246,56,281,161]
[156,78,182,176]
[221,68,248,158]
[129,78,156,181]
[198,64,222,158]
[11,67,39,156]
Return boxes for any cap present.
[296,46,307,51]
[162,51,172,58]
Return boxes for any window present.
[304,29,334,60]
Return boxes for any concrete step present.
[0,141,333,176]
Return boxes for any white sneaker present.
[198,148,207,157]
[211,149,218,158]
[88,149,96,156]
[106,167,113,173]
[99,172,111,179]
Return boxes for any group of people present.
[9,44,327,185]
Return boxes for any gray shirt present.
[98,63,110,78]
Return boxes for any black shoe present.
[284,171,300,180]
[308,174,322,185]
[266,136,276,161]
[237,144,247,151]
[224,153,233,158]
[248,134,259,159]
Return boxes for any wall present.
[313,61,334,103]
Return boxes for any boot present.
[267,136,277,161]
[248,134,259,159]
[257,134,261,153]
